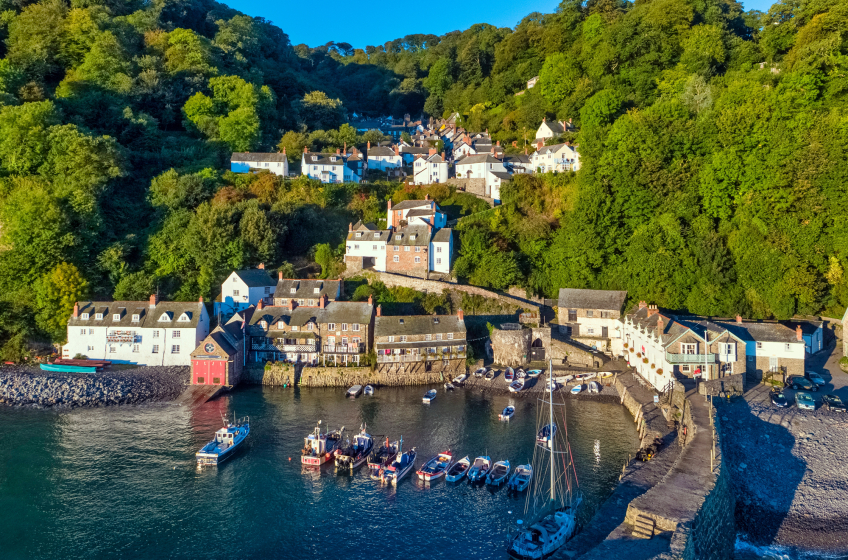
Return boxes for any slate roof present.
[406,208,435,218]
[400,146,432,155]
[233,269,275,288]
[715,321,806,344]
[558,288,627,311]
[490,171,513,181]
[231,152,287,162]
[352,220,378,231]
[389,225,431,247]
[251,302,373,331]
[541,120,565,135]
[368,146,398,157]
[303,152,345,165]
[535,143,576,156]
[68,301,205,329]
[208,328,237,355]
[456,154,501,165]
[274,279,342,301]
[392,199,433,211]
[347,229,392,242]
[505,154,531,164]
[432,228,453,243]
[375,314,466,339]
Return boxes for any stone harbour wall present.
[697,373,745,397]
[244,363,450,387]
[491,328,531,366]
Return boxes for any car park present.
[795,391,816,411]
[770,389,789,408]
[822,394,846,412]
[805,371,827,387]
[787,376,817,392]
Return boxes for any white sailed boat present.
[196,415,249,466]
[486,460,510,486]
[346,385,363,398]
[499,405,515,421]
[588,381,600,394]
[445,456,471,482]
[509,378,525,393]
[507,360,582,559]
[570,384,582,395]
[363,385,374,396]
[508,464,533,492]
[423,389,437,403]
[467,456,491,483]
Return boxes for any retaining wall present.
[697,374,745,397]
[243,363,449,387]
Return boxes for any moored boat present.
[368,438,400,479]
[301,422,345,466]
[196,415,249,466]
[509,378,525,393]
[527,369,542,377]
[570,384,582,395]
[504,367,515,382]
[486,460,511,486]
[335,425,374,472]
[508,464,533,492]
[467,456,491,483]
[452,373,468,385]
[537,424,557,447]
[588,381,600,394]
[363,385,374,396]
[485,369,495,380]
[517,368,527,379]
[380,437,416,486]
[499,405,515,421]
[416,451,452,482]
[445,456,471,482]
[474,367,487,378]
[444,382,455,391]
[40,363,97,373]
[546,378,558,392]
[423,389,437,403]
[346,385,363,398]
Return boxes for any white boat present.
[363,385,374,396]
[537,424,556,447]
[486,460,511,486]
[509,378,525,393]
[423,389,437,403]
[507,360,582,559]
[196,415,249,466]
[335,425,374,472]
[499,405,515,421]
[584,372,597,380]
[485,369,495,380]
[380,437,416,486]
[527,370,542,378]
[445,456,471,482]
[417,451,453,481]
[301,422,345,466]
[508,464,533,492]
[444,383,455,391]
[546,378,558,392]
[588,381,600,394]
[570,384,582,394]
[474,367,487,378]
[505,367,515,382]
[346,385,363,398]
[452,373,468,384]
[467,456,491,483]
[517,369,527,379]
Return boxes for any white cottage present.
[366,143,403,171]
[301,149,347,183]
[454,153,511,201]
[412,152,448,185]
[214,267,276,317]
[230,151,289,176]
[531,143,580,172]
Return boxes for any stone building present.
[374,307,467,374]
[558,288,628,355]
[272,276,342,307]
[716,317,812,380]
[490,325,552,366]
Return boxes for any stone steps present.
[632,514,655,539]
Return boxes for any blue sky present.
[223,0,776,49]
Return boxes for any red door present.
[192,360,207,384]
[208,360,226,385]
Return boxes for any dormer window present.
[261,320,267,328]
[277,321,285,329]
[356,233,362,238]
[132,314,140,322]
[95,313,103,320]
[112,313,121,321]
[313,288,320,294]
[290,288,296,294]
[410,235,416,240]
[373,233,379,238]
[433,318,440,324]
[158,312,172,322]
[178,312,190,322]
[311,156,317,161]
[81,313,90,320]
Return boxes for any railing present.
[323,344,365,354]
[665,352,717,364]
[377,352,466,364]
[252,341,317,353]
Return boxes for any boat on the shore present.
[301,422,345,466]
[588,381,600,394]
[445,456,471,482]
[499,406,515,421]
[505,367,515,382]
[417,451,452,482]
[570,385,582,395]
[444,382,455,391]
[537,424,556,447]
[517,369,526,379]
[486,460,510,486]
[467,456,491,483]
[508,464,533,492]
[527,370,542,378]
[474,367,487,378]
[380,437,416,486]
[509,378,525,393]
[196,415,249,466]
[452,373,468,385]
[335,426,374,472]
[485,369,495,380]
[368,438,399,479]
[423,389,437,403]
[546,378,558,392]
[363,385,374,396]
[40,363,97,373]
[346,385,363,398]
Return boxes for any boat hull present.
[301,452,333,466]
[196,425,250,466]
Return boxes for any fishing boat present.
[527,370,542,378]
[570,385,582,395]
[507,359,582,559]
[301,422,345,466]
[505,367,515,382]
[416,451,453,481]
[346,385,363,398]
[509,378,525,393]
[363,385,374,396]
[380,437,417,486]
[467,456,492,483]
[508,464,533,492]
[588,381,600,394]
[40,363,97,373]
[485,369,495,380]
[486,460,511,486]
[445,456,471,482]
[499,405,516,421]
[368,438,399,479]
[537,424,557,447]
[423,389,437,403]
[453,373,468,385]
[444,382,455,391]
[196,414,249,466]
[517,369,527,379]
[335,425,374,472]
[474,367,487,378]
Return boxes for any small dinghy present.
[546,378,558,392]
[499,405,515,421]
[527,369,542,378]
[537,424,557,447]
[508,378,525,393]
[517,368,527,379]
[423,389,437,403]
[346,385,363,398]
[504,367,515,382]
[368,438,399,479]
[486,460,511,486]
[452,373,468,385]
[444,382,455,391]
[508,464,533,492]
[363,385,374,396]
[445,456,471,482]
[467,456,491,483]
[588,381,600,394]
[485,369,495,380]
[417,451,453,482]
[474,367,487,378]
[584,372,597,379]
[570,384,583,394]
[196,415,249,466]
[380,437,416,486]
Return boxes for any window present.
[680,343,697,354]
[601,311,610,318]
[436,246,442,253]
[109,346,116,353]
[373,233,380,238]
[352,324,360,332]
[261,321,267,328]
[756,342,763,350]
[414,257,421,263]
[400,335,407,342]
[352,337,361,344]
[436,333,442,341]
[341,337,348,345]
[81,313,90,320]
[354,244,360,249]
[311,156,317,161]
[394,246,399,251]
[436,258,442,265]
[587,328,595,334]
[356,232,362,238]
[278,321,285,329]
[404,246,410,252]
[132,314,140,322]
[586,310,594,318]
[132,344,140,353]
[264,287,271,294]
[80,328,86,335]
[113,314,121,321]
[415,246,421,252]
[447,333,453,340]
[722,343,734,354]
[197,377,205,384]
[152,330,159,338]
[308,299,315,306]
[373,245,377,250]
[89,329,93,335]
[292,325,298,331]
[425,334,432,341]
[313,288,320,294]
[233,290,240,296]
[178,313,190,322]
[212,377,221,384]
[393,255,399,262]
[681,365,691,372]
[171,345,180,353]
[87,346,94,351]
[290,288,296,294]
[328,323,336,331]
[307,322,314,330]
[342,323,348,331]
[297,299,304,306]
[152,345,159,353]
[388,336,395,342]
[785,343,791,351]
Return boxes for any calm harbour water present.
[0,385,641,560]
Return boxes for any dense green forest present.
[0,0,846,356]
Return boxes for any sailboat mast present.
[549,359,555,502]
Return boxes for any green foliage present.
[35,262,89,342]
[294,91,345,130]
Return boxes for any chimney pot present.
[303,146,307,153]
[257,299,264,310]
[368,294,373,305]
[149,294,158,307]
[336,148,340,154]
[796,325,803,342]
[735,315,742,324]
[257,263,264,269]
[199,296,203,303]
[376,304,382,317]
[282,147,286,155]
[638,300,647,310]
[320,295,326,309]
[73,302,79,318]
[458,308,464,321]
[349,222,353,232]
[367,141,371,150]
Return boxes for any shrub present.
[650,363,655,369]
[636,353,641,358]
[656,369,663,374]
[642,358,649,364]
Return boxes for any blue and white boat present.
[537,424,557,448]
[570,384,582,394]
[380,437,417,486]
[467,456,491,483]
[508,464,533,492]
[486,459,511,486]
[499,406,516,421]
[196,416,249,466]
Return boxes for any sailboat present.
[507,359,582,560]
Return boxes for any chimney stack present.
[429,148,437,156]
[320,294,327,309]
[394,145,399,156]
[338,278,343,298]
[376,304,382,317]
[289,299,296,311]
[199,296,204,303]
[647,305,659,317]
[735,315,742,324]
[149,294,158,307]
[656,315,664,333]
[440,152,445,161]
[343,142,347,154]
[349,222,353,232]
[303,146,308,153]
[367,141,371,151]
[73,302,79,318]
[638,300,647,310]
[282,147,286,155]
[458,308,464,321]
[257,263,264,269]
[257,299,264,311]
[336,148,340,155]
[368,294,373,305]
[796,325,803,342]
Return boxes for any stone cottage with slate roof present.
[558,288,628,355]
[64,295,210,366]
[374,307,467,375]
[715,317,817,380]
[215,266,276,317]
[191,307,254,386]
[248,297,374,365]
[344,221,391,272]
[272,275,342,307]
[230,151,289,176]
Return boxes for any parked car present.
[805,371,826,387]
[822,394,846,413]
[795,391,816,411]
[787,376,817,392]
[770,390,789,408]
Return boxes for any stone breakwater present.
[0,366,187,407]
